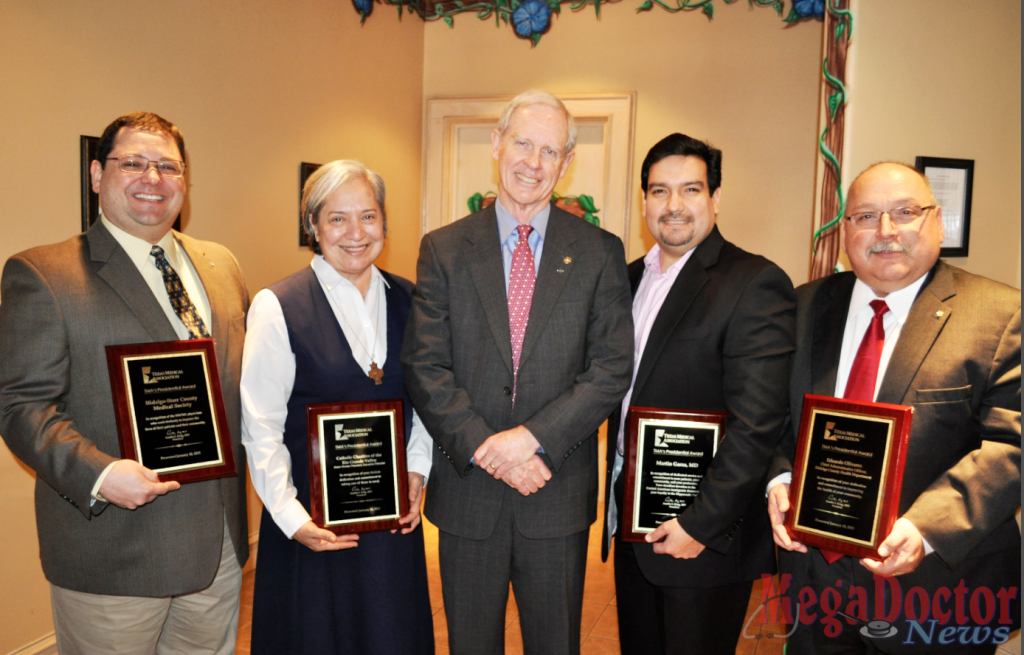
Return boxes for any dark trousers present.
[438,493,589,655]
[613,536,752,655]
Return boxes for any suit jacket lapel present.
[178,233,230,357]
[630,227,725,400]
[811,274,855,396]
[519,208,576,368]
[465,206,515,377]
[88,222,176,342]
[877,263,954,404]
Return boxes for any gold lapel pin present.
[934,311,944,318]
[563,256,572,265]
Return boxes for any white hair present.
[496,89,578,154]
[301,159,386,254]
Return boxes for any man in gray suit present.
[0,112,249,654]
[768,163,1020,653]
[402,90,633,655]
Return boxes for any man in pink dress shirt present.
[601,133,796,654]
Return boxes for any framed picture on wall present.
[915,156,974,258]
[299,162,322,248]
[80,136,101,231]
[82,135,183,233]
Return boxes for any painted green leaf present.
[530,32,542,46]
[584,213,600,227]
[468,192,483,213]
[444,15,454,26]
[576,194,598,213]
[637,0,654,11]
[782,6,799,22]
[702,2,713,19]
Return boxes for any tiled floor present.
[235,502,788,654]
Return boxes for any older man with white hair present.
[403,90,634,654]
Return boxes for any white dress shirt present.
[768,271,932,553]
[606,243,695,539]
[92,215,213,500]
[240,256,432,539]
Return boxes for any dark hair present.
[95,112,186,166]
[640,133,722,195]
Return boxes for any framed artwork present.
[298,162,323,247]
[81,135,182,233]
[915,156,974,258]
[422,93,636,249]
[80,136,101,231]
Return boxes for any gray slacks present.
[438,493,589,655]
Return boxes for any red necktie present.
[820,299,890,565]
[508,225,535,405]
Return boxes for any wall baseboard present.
[6,633,57,655]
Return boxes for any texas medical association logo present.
[744,574,1019,648]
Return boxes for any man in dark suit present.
[599,133,796,654]
[0,112,249,653]
[768,162,1020,653]
[402,90,633,655]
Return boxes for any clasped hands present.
[768,483,925,576]
[474,426,551,496]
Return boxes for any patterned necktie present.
[508,225,536,405]
[820,299,890,564]
[151,245,210,340]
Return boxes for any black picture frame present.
[299,162,322,247]
[80,136,101,231]
[81,135,182,233]
[915,156,974,258]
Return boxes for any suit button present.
[503,387,512,395]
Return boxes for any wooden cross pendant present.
[368,362,384,385]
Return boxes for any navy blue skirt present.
[250,507,435,655]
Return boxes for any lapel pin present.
[934,311,944,318]
[563,256,572,265]
[556,268,565,273]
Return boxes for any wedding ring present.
[490,463,498,470]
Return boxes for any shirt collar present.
[310,255,388,293]
[495,197,550,244]
[848,272,930,328]
[643,243,693,278]
[100,211,177,271]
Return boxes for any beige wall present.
[0,2,424,651]
[1,0,1020,652]
[844,0,1021,288]
[424,2,825,283]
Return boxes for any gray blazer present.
[0,221,249,596]
[772,262,1020,583]
[402,204,633,540]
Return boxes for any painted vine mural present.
[353,0,825,46]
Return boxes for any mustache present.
[867,241,909,255]
[658,211,692,224]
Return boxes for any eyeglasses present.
[106,155,186,178]
[845,205,935,230]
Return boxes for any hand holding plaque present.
[307,399,409,535]
[621,407,727,543]
[105,339,237,484]
[784,394,912,560]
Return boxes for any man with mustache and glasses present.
[768,162,1020,653]
[0,112,249,653]
[600,133,796,654]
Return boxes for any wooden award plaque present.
[785,394,913,560]
[307,399,409,535]
[621,406,727,542]
[105,339,237,484]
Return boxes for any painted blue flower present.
[512,0,551,38]
[352,0,373,17]
[793,0,824,18]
